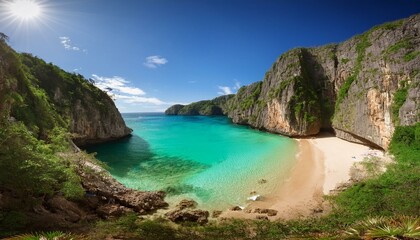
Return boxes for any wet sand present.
[221,133,375,220]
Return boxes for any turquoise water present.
[86,113,297,210]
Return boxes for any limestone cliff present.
[165,94,234,116]
[167,14,419,150]
[226,14,419,149]
[17,53,132,145]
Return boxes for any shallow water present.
[85,113,297,210]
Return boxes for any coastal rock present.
[71,96,132,146]
[10,53,133,146]
[77,154,168,214]
[175,14,420,150]
[254,208,278,216]
[165,209,209,224]
[176,199,198,210]
[230,206,243,211]
[165,104,185,115]
[212,210,223,218]
[96,204,132,218]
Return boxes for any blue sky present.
[1,0,419,112]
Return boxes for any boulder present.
[96,204,132,218]
[165,209,209,224]
[212,210,223,218]
[176,199,197,210]
[254,208,278,216]
[230,206,243,211]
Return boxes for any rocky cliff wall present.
[226,14,419,149]
[18,53,132,145]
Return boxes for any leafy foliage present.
[332,123,420,222]
[345,216,420,239]
[0,122,84,199]
[391,87,408,124]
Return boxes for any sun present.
[7,0,42,21]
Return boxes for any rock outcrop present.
[17,53,132,146]
[165,199,209,224]
[77,154,168,214]
[165,104,185,115]
[165,95,234,116]
[0,38,165,232]
[167,14,420,150]
[230,14,419,149]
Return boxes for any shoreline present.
[220,132,382,220]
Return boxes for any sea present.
[85,112,297,211]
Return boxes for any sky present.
[0,0,419,112]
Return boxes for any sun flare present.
[7,0,42,21]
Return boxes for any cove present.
[85,113,298,210]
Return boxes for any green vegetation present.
[332,123,420,222]
[391,83,409,125]
[341,58,350,64]
[0,36,94,237]
[0,122,83,199]
[382,37,418,62]
[345,216,420,239]
[404,50,419,62]
[384,38,412,54]
[170,95,234,116]
[239,81,262,110]
[178,100,223,115]
[335,31,371,111]
[375,19,404,31]
[6,231,81,240]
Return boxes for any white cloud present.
[217,86,233,95]
[115,95,165,105]
[144,55,168,68]
[91,74,145,95]
[91,74,168,107]
[59,36,85,52]
[233,80,241,90]
[217,80,242,95]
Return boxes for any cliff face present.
[17,53,132,145]
[225,14,419,149]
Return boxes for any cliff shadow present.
[83,134,210,194]
[83,135,154,177]
[301,48,337,131]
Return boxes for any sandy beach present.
[221,133,382,220]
